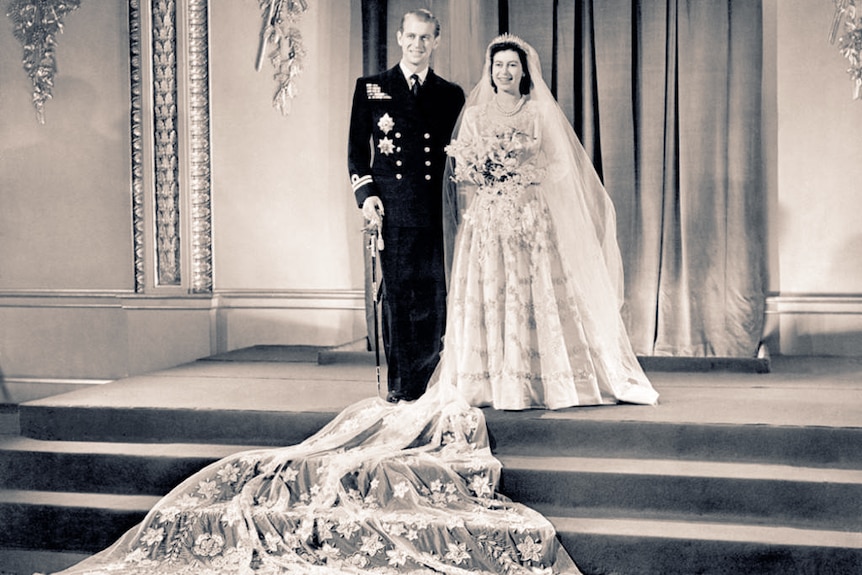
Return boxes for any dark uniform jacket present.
[348,66,465,228]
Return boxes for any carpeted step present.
[0,436,260,495]
[19,404,336,446]
[20,401,862,469]
[549,513,862,575]
[2,436,859,533]
[2,488,858,574]
[499,455,862,532]
[0,549,91,575]
[484,411,862,469]
[0,489,159,553]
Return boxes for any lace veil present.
[441,34,650,395]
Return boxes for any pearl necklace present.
[493,95,526,116]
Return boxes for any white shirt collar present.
[399,62,428,86]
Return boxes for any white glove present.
[362,196,384,229]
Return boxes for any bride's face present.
[492,50,524,96]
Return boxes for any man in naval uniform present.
[347,8,465,403]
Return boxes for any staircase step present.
[2,487,858,573]
[498,455,862,530]
[550,514,862,575]
[20,402,862,470]
[0,549,91,575]
[485,412,862,469]
[19,404,335,446]
[2,435,859,530]
[0,436,261,495]
[0,489,159,553]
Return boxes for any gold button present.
[424,133,431,139]
[396,160,402,166]
[424,147,430,153]
[396,147,402,152]
[396,174,402,179]
[395,132,401,138]
[425,160,431,166]
[425,174,431,180]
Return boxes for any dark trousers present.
[379,225,446,400]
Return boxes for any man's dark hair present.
[400,8,441,37]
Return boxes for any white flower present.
[377,136,395,156]
[216,464,240,484]
[281,466,298,482]
[470,474,493,497]
[377,113,395,134]
[387,548,409,566]
[197,480,220,500]
[348,553,369,567]
[336,519,360,539]
[384,521,406,537]
[393,481,410,498]
[140,527,164,547]
[192,533,225,557]
[264,532,282,552]
[516,536,543,563]
[445,542,471,565]
[318,543,341,562]
[360,534,385,556]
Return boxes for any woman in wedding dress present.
[440,35,657,410]
[41,35,655,575]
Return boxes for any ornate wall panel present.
[130,0,147,292]
[187,0,214,293]
[130,0,213,293]
[152,0,181,287]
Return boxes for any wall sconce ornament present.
[830,0,862,100]
[256,0,308,115]
[6,0,81,123]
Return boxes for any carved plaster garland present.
[6,0,81,123]
[256,0,308,115]
[831,0,862,100]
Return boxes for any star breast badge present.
[377,113,395,135]
[377,137,395,156]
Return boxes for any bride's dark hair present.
[488,41,532,94]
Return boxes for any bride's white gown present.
[442,99,657,410]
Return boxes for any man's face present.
[397,15,439,70]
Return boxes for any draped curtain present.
[361,0,765,358]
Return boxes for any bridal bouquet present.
[445,126,541,193]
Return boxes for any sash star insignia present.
[377,113,395,134]
[377,137,395,156]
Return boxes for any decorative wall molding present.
[187,0,214,293]
[765,293,862,316]
[151,0,181,286]
[0,289,364,311]
[130,0,147,293]
[214,289,365,311]
[129,0,214,293]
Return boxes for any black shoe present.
[385,391,403,403]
